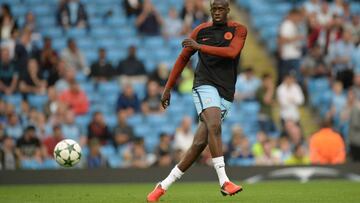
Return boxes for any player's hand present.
[161,88,171,109]
[182,38,201,50]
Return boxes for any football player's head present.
[210,0,230,25]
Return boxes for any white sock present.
[212,156,229,186]
[160,165,184,190]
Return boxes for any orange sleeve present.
[165,23,210,90]
[76,92,89,115]
[332,135,346,164]
[200,25,247,59]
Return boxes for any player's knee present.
[206,120,222,135]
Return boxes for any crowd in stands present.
[0,0,358,170]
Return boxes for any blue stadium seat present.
[31,5,51,16]
[75,114,92,127]
[42,28,63,39]
[145,114,167,127]
[66,28,87,39]
[108,154,123,168]
[143,37,165,48]
[4,94,23,107]
[97,81,120,96]
[127,114,144,127]
[134,124,151,137]
[21,159,42,170]
[100,145,116,159]
[27,94,48,111]
[52,38,67,51]
[105,114,118,129]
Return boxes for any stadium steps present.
[230,2,319,136]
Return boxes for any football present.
[53,139,82,167]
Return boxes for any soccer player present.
[147,0,247,201]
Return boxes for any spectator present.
[33,111,51,139]
[59,80,89,115]
[0,46,18,95]
[349,99,360,162]
[0,100,6,123]
[301,45,326,78]
[0,136,18,170]
[123,0,143,17]
[227,132,254,166]
[61,110,84,143]
[316,2,333,27]
[113,111,134,149]
[255,139,281,166]
[235,68,261,102]
[37,37,58,77]
[309,119,346,164]
[135,0,163,36]
[43,125,64,157]
[149,62,169,88]
[154,133,173,167]
[15,126,42,162]
[61,38,89,74]
[55,63,75,93]
[24,12,37,33]
[278,8,304,83]
[89,48,113,82]
[123,137,152,168]
[44,87,61,117]
[278,137,292,162]
[181,0,208,32]
[162,8,184,38]
[303,0,321,15]
[252,131,268,157]
[256,74,276,134]
[116,83,140,115]
[116,46,146,79]
[57,0,88,29]
[331,0,345,17]
[173,116,194,154]
[328,29,355,89]
[178,63,194,94]
[354,74,360,100]
[282,120,304,147]
[19,59,47,96]
[4,113,23,140]
[327,81,347,122]
[285,144,310,165]
[345,15,360,44]
[277,73,305,124]
[141,80,163,114]
[87,138,107,169]
[14,28,38,76]
[88,112,111,145]
[0,4,18,40]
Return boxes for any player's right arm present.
[161,25,204,109]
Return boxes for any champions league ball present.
[54,139,82,167]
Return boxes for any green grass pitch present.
[0,180,359,203]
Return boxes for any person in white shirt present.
[317,2,333,27]
[278,8,304,84]
[173,116,194,154]
[330,0,345,17]
[61,38,89,75]
[162,8,184,38]
[277,73,304,123]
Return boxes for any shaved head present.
[210,0,229,7]
[210,0,230,25]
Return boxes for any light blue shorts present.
[192,85,232,120]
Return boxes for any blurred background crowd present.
[0,0,359,170]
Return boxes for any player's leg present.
[177,120,208,171]
[200,95,242,196]
[159,121,208,190]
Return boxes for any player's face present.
[210,0,229,25]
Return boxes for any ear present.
[227,7,230,14]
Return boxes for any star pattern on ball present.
[54,148,62,158]
[67,144,75,153]
[63,157,73,167]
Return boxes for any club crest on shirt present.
[224,32,233,40]
[204,98,212,105]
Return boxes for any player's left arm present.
[200,25,247,59]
